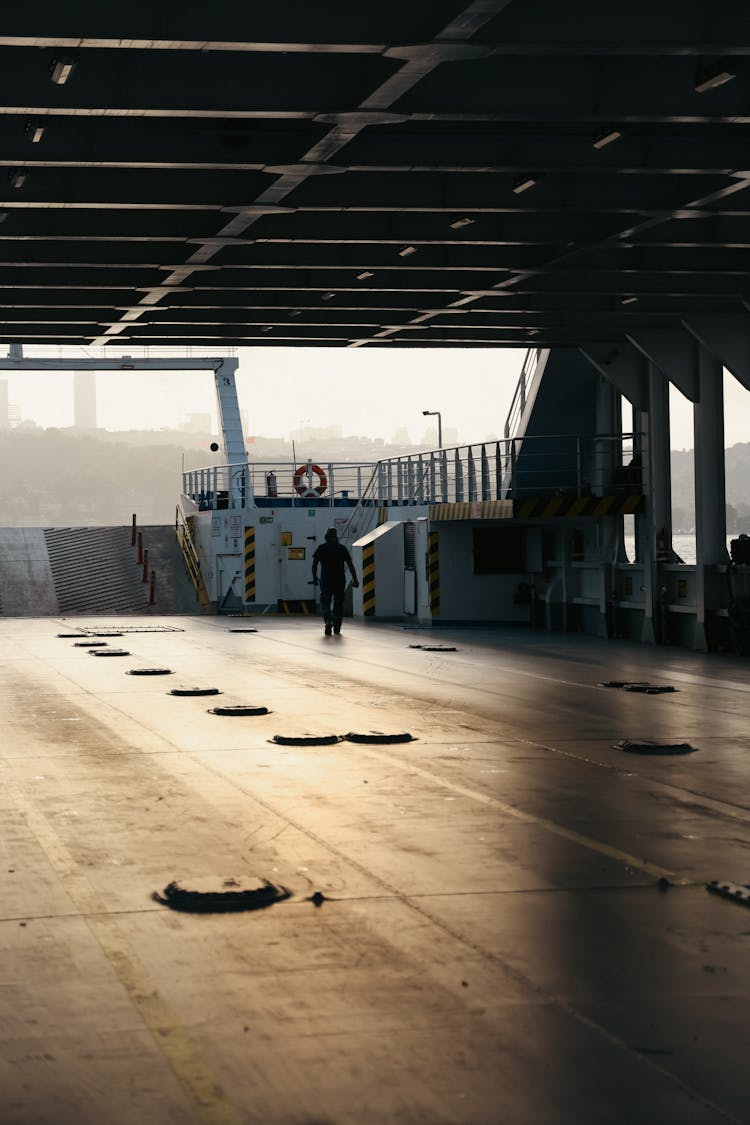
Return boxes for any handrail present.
[338,462,381,542]
[182,458,378,510]
[175,507,210,606]
[504,347,540,442]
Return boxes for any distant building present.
[307,424,343,440]
[74,373,97,429]
[0,380,8,428]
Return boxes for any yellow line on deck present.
[7,782,244,1125]
[354,748,687,884]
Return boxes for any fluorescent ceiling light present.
[694,63,735,93]
[26,121,45,143]
[512,176,536,194]
[9,170,27,189]
[50,56,76,85]
[450,216,474,230]
[593,128,621,149]
[398,245,417,257]
[356,270,374,280]
[289,309,302,317]
[261,325,273,332]
[322,291,336,300]
[620,296,638,305]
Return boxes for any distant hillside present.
[0,427,427,526]
[2,427,749,529]
[671,444,750,530]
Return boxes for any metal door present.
[217,554,243,610]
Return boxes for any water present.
[623,534,738,565]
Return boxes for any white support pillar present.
[593,375,619,495]
[213,358,254,508]
[645,361,673,643]
[647,362,673,556]
[693,347,728,650]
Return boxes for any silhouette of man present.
[312,527,359,636]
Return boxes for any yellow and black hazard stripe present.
[429,499,513,521]
[362,542,376,616]
[514,494,645,519]
[279,599,314,615]
[377,506,388,526]
[244,526,256,602]
[428,531,440,615]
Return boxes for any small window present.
[473,527,526,574]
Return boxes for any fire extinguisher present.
[266,471,278,498]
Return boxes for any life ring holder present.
[293,463,327,497]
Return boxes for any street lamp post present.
[422,409,443,449]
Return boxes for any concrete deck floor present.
[1,616,749,1125]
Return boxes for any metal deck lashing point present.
[168,687,222,697]
[152,877,290,913]
[228,628,258,633]
[707,880,750,907]
[127,668,174,676]
[74,641,108,647]
[599,681,677,694]
[408,644,458,652]
[344,731,415,744]
[58,632,86,638]
[272,734,341,746]
[623,684,677,694]
[612,739,696,755]
[208,704,269,716]
[89,649,131,657]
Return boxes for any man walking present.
[312,527,359,636]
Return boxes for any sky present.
[2,345,750,450]
[2,347,524,445]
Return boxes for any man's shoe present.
[333,627,341,635]
[324,624,332,636]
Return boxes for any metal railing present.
[182,459,378,510]
[184,435,640,512]
[504,347,546,443]
[368,433,638,505]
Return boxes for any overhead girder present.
[683,314,750,391]
[0,2,749,349]
[577,341,649,410]
[626,329,700,401]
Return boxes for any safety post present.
[137,530,143,565]
[131,513,137,546]
[149,570,156,605]
[142,548,149,583]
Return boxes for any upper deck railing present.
[182,459,378,510]
[183,432,639,513]
[503,347,546,443]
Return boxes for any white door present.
[217,554,243,610]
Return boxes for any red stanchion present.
[149,570,156,606]
[142,548,149,583]
[131,513,137,546]
[137,531,143,565]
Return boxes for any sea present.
[622,533,740,566]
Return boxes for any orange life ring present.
[293,463,327,497]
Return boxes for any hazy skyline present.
[2,345,750,450]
